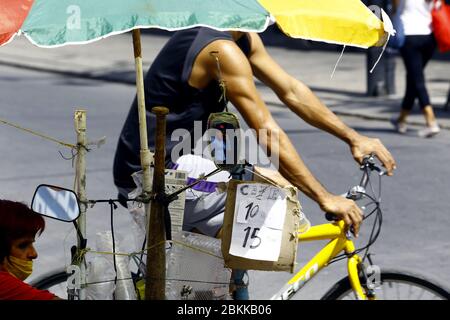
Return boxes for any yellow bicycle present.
[271,156,450,300]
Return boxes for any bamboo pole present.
[132,29,153,197]
[132,29,167,300]
[74,110,87,300]
[145,106,169,300]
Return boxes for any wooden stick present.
[132,29,167,300]
[145,106,169,300]
[132,29,153,196]
[74,110,87,300]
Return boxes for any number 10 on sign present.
[229,184,287,261]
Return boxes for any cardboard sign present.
[221,168,302,273]
[229,183,287,261]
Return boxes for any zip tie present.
[0,117,76,149]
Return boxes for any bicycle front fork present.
[348,254,379,300]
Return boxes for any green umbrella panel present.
[19,0,272,47]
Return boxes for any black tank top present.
[113,27,251,189]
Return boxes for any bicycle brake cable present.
[328,163,384,265]
[327,193,383,265]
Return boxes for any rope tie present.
[0,117,76,149]
[84,239,222,260]
[209,51,229,112]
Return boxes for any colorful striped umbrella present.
[0,0,393,48]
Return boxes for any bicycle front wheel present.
[322,269,450,300]
[30,270,68,299]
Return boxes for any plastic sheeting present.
[86,231,137,300]
[166,232,231,300]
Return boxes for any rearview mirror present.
[207,112,243,172]
[31,185,80,222]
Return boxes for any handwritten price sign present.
[229,183,287,261]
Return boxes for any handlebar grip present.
[362,155,385,175]
[325,213,356,236]
[325,212,339,221]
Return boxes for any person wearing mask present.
[391,0,441,137]
[0,199,61,300]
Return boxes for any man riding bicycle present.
[113,28,396,298]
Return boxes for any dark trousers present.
[400,34,437,111]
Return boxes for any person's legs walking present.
[416,34,440,137]
[392,37,420,133]
[395,35,440,137]
[400,68,419,114]
[393,74,415,132]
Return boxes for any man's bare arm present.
[247,33,396,175]
[199,40,363,235]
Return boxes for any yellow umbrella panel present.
[259,0,394,48]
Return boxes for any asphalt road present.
[1,64,449,299]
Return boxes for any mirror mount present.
[72,220,87,251]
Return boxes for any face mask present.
[5,256,33,280]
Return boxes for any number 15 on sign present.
[229,184,287,261]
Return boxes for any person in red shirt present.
[0,199,61,300]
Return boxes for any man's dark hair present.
[0,200,45,262]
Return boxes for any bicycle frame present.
[271,220,366,300]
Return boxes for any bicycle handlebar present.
[325,155,384,222]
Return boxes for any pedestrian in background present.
[391,0,441,138]
[364,0,397,97]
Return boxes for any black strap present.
[164,204,172,241]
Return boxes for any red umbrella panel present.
[0,0,35,45]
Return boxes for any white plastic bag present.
[86,255,116,300]
[86,231,137,300]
